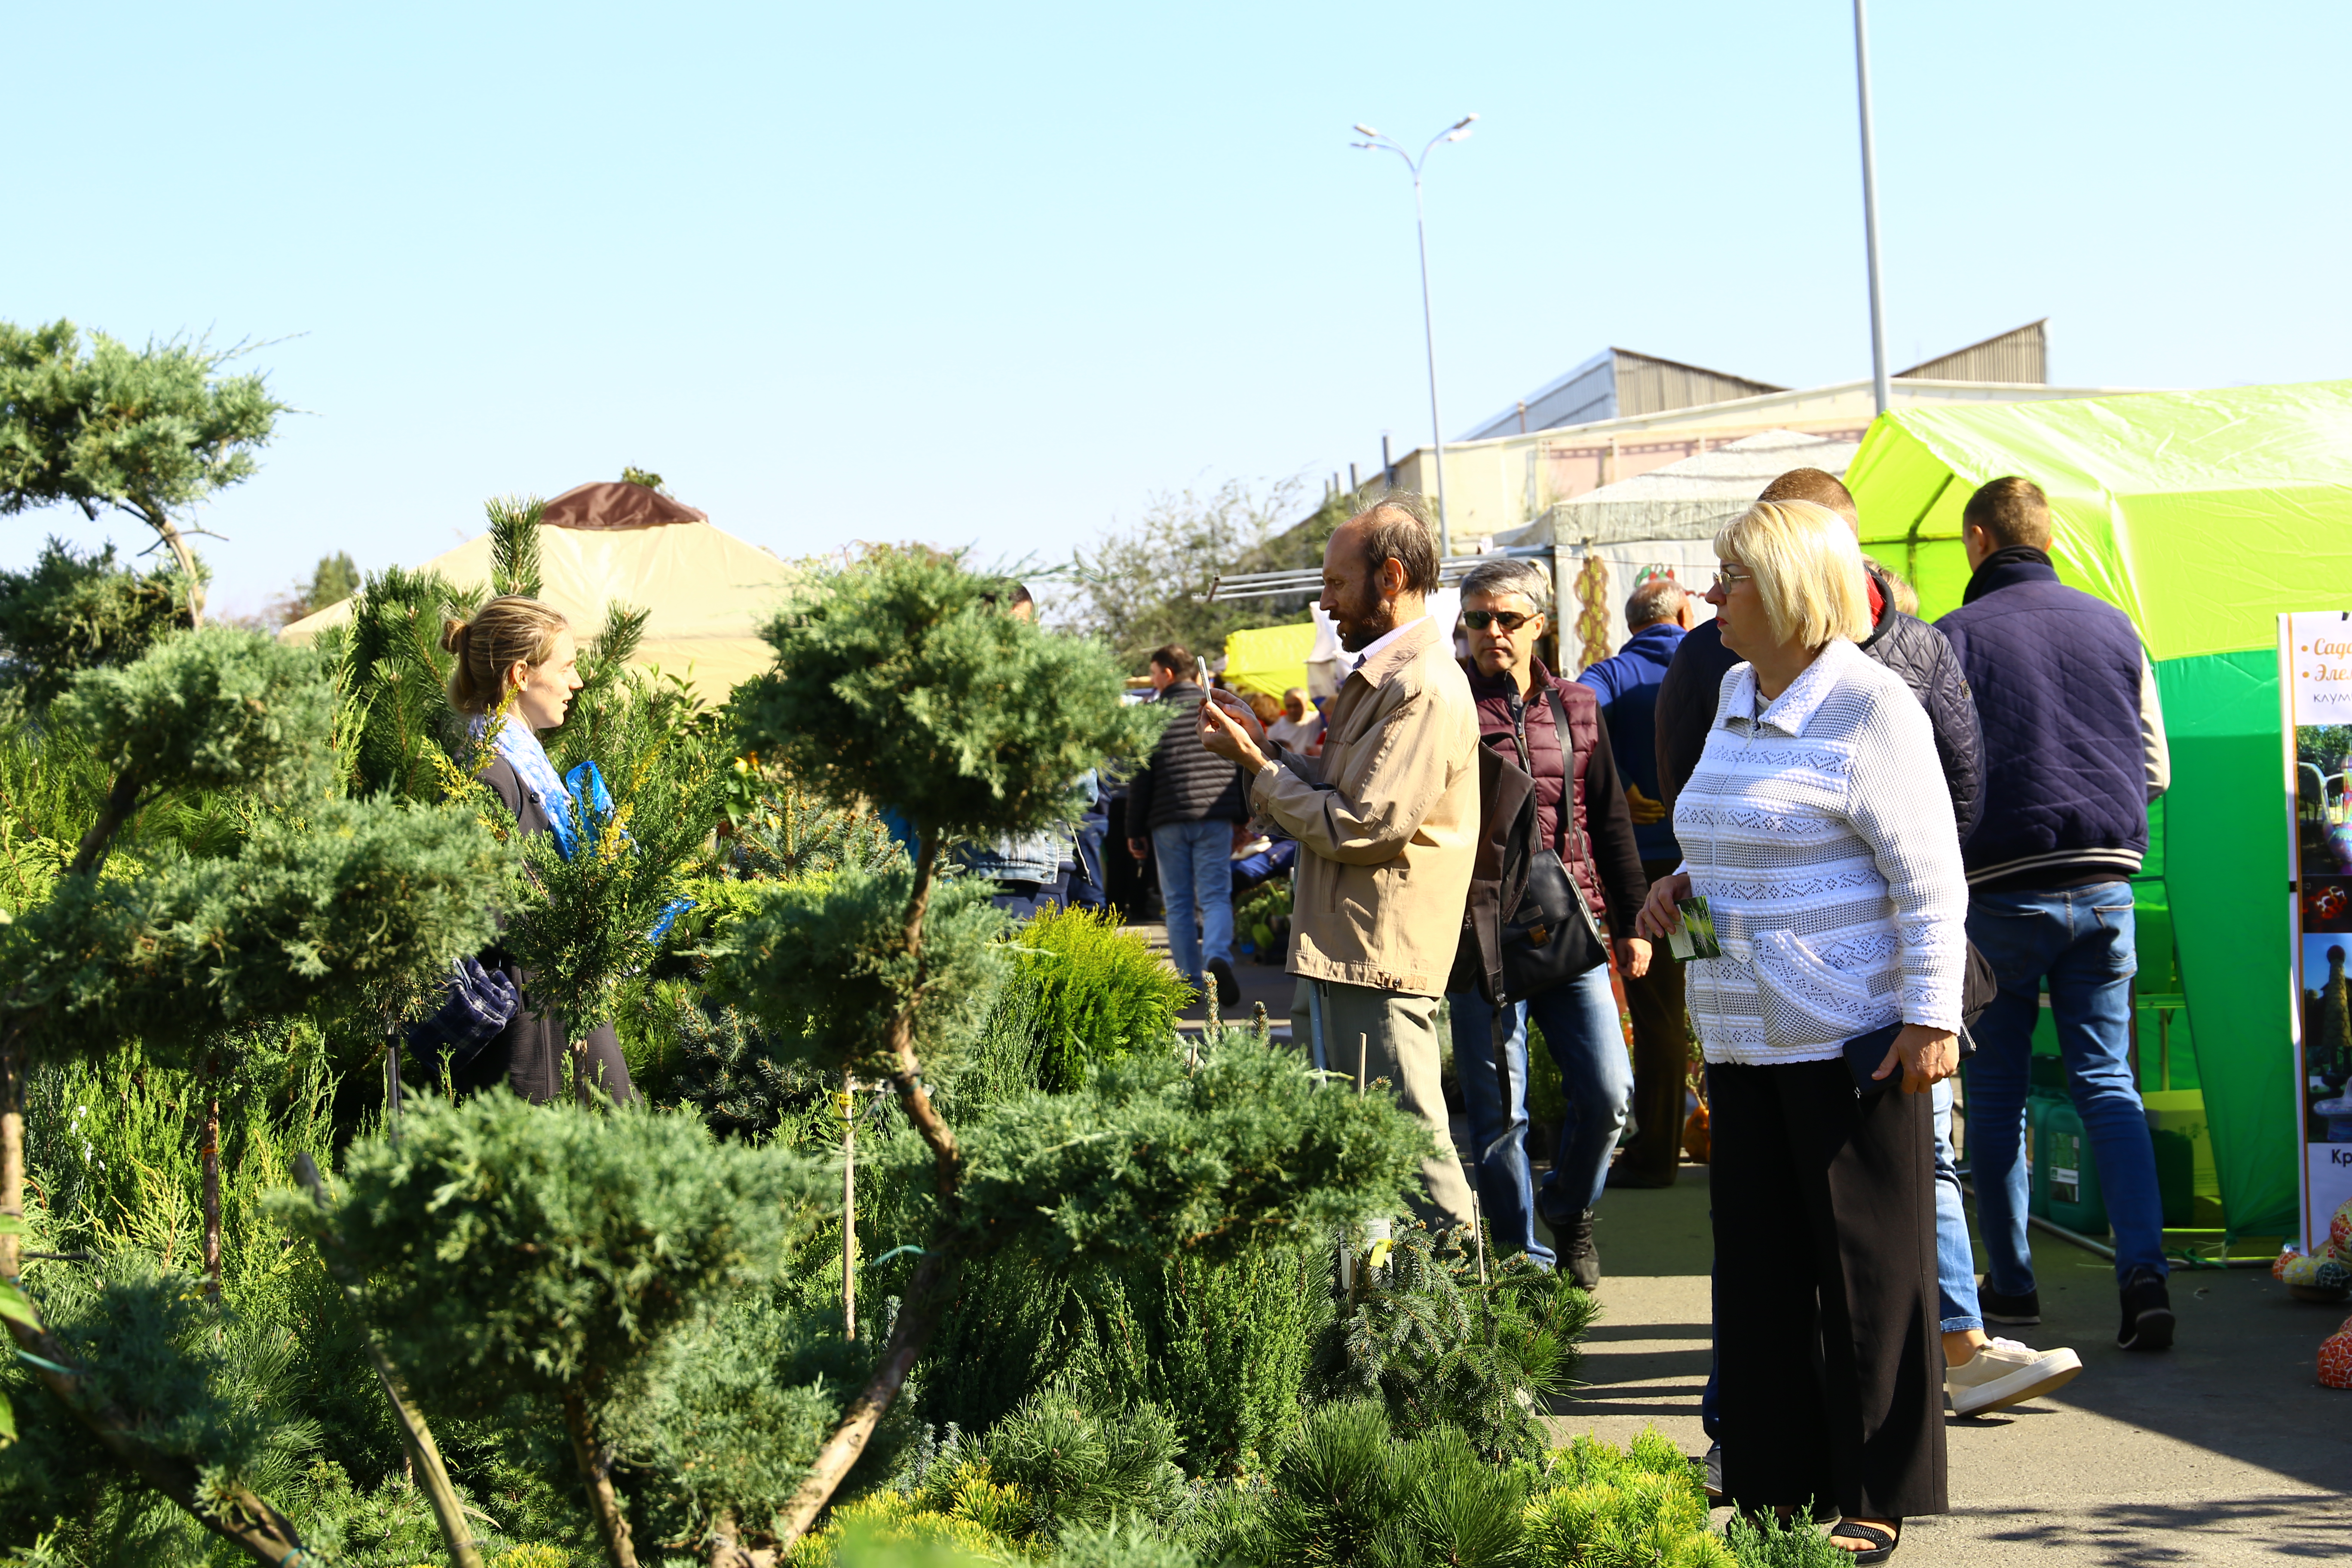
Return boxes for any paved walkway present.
[1552,1166,2352,1565]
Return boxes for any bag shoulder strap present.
[1542,685,1588,865]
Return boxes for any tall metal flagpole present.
[1853,0,1891,417]
[1356,116,1477,556]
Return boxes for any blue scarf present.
[478,714,689,942]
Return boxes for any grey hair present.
[1624,576,1689,628]
[1457,557,1551,616]
[1351,490,1442,595]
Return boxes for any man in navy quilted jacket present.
[1937,476,2177,1352]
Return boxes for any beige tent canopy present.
[279,482,797,701]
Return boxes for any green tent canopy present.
[1847,380,2352,1242]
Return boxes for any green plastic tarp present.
[1846,381,2352,1240]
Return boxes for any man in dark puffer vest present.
[1127,644,1249,1007]
[1937,475,2177,1354]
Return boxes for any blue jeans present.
[1933,1079,1982,1333]
[1151,819,1236,989]
[1966,882,2166,1289]
[1449,965,1631,1265]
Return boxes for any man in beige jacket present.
[1199,493,1481,1231]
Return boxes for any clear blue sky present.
[8,1,2347,615]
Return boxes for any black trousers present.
[1710,1059,1946,1520]
[1615,856,1692,1185]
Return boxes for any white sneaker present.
[1946,1336,2083,1418]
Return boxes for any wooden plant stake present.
[199,1049,223,1305]
[841,1072,857,1341]
[294,1155,485,1568]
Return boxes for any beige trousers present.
[1292,977,1478,1231]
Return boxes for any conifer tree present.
[0,626,511,1563]
[715,547,1431,1545]
[0,319,286,626]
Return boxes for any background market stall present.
[1494,429,1857,668]
[1845,380,2352,1250]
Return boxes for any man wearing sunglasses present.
[1198,492,1483,1235]
[1446,557,1651,1288]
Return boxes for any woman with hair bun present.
[439,594,636,1106]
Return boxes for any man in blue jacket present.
[1577,573,1697,1187]
[1937,476,2177,1352]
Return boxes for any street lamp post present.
[1354,114,1476,557]
[1853,0,1891,417]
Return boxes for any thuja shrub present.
[1525,1431,1733,1568]
[917,1242,1328,1475]
[997,905,1192,1093]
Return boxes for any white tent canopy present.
[1494,429,1859,668]
[279,501,797,702]
[1496,428,1861,550]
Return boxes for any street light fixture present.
[1354,113,1477,557]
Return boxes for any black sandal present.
[1829,1519,1900,1563]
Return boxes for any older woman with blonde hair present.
[1636,501,1965,1560]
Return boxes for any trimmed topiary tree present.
[713,547,1433,1547]
[0,625,511,1564]
[272,1093,831,1568]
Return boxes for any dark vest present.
[1935,559,2150,885]
[1462,659,1609,917]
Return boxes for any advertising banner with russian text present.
[2284,611,2352,1253]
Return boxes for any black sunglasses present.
[1462,609,1535,632]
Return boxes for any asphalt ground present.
[1551,1165,2352,1566]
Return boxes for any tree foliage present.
[274,1095,830,1417]
[714,866,1011,1084]
[58,626,335,810]
[0,318,287,618]
[1063,479,1359,671]
[733,545,1158,846]
[0,539,193,708]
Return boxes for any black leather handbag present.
[1498,688,1611,1002]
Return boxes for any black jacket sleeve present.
[1126,756,1155,839]
[1913,622,1985,844]
[1580,716,1651,937]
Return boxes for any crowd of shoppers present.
[1143,468,2172,1562]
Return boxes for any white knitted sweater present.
[1673,638,1969,1067]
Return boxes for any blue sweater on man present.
[1934,550,2170,889]
[1576,621,1685,861]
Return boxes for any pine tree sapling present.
[273,1095,830,1568]
[1310,1225,1592,1464]
[331,564,483,802]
